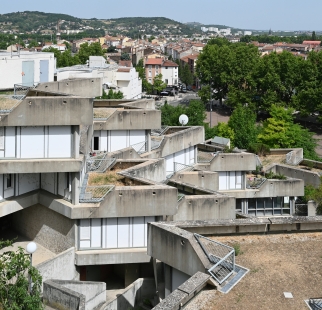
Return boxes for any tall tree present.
[312,31,317,41]
[181,64,194,86]
[228,104,258,149]
[153,74,167,94]
[78,42,105,64]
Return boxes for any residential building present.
[0,51,55,90]
[144,58,178,86]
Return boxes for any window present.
[148,78,152,83]
[148,71,152,77]
[148,65,152,69]
[155,65,159,70]
[165,79,168,84]
[6,174,12,188]
[246,197,290,216]
[94,137,99,151]
[165,66,168,69]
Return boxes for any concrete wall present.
[43,280,106,310]
[37,248,79,285]
[275,164,321,187]
[147,223,210,277]
[221,178,304,199]
[103,278,156,310]
[11,203,76,254]
[160,127,204,158]
[173,195,236,221]
[36,78,102,98]
[94,109,161,130]
[1,97,93,127]
[209,153,257,172]
[121,159,166,183]
[93,185,178,218]
[171,171,219,192]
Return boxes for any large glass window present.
[245,197,290,216]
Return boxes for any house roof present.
[145,58,163,65]
[162,60,178,67]
[117,68,131,72]
[303,41,321,45]
[119,60,132,67]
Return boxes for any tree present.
[98,89,124,99]
[148,36,155,42]
[28,40,38,48]
[120,53,131,61]
[78,42,105,64]
[312,31,317,41]
[0,239,43,309]
[228,104,258,149]
[211,122,235,147]
[257,105,318,159]
[181,64,194,86]
[153,74,166,94]
[107,46,117,53]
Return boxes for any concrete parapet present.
[43,279,106,310]
[103,278,156,310]
[209,153,257,172]
[37,78,102,98]
[152,272,210,310]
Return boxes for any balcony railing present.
[79,185,114,203]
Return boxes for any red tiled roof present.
[303,41,321,45]
[162,60,178,67]
[145,58,163,65]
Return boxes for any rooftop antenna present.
[179,114,189,126]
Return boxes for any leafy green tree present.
[148,36,155,42]
[107,46,117,53]
[228,104,258,149]
[0,240,43,310]
[120,53,131,61]
[211,122,235,147]
[312,31,317,41]
[98,89,124,99]
[153,74,167,94]
[181,64,194,86]
[257,105,318,159]
[78,42,105,64]
[28,40,38,48]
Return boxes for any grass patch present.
[233,243,243,256]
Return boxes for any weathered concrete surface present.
[0,97,93,126]
[103,278,156,310]
[152,272,210,310]
[117,159,166,183]
[37,248,79,286]
[94,109,161,130]
[94,185,178,218]
[171,171,219,192]
[94,99,155,110]
[0,156,84,174]
[275,164,321,187]
[43,280,106,310]
[75,248,151,266]
[173,195,236,221]
[220,178,304,199]
[106,147,141,160]
[147,223,210,278]
[209,153,257,172]
[37,78,102,98]
[11,203,76,254]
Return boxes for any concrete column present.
[308,200,316,216]
[125,263,139,288]
[71,172,80,205]
[152,258,160,301]
[164,263,172,297]
[72,125,80,159]
[146,130,151,152]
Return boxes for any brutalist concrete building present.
[0,78,318,310]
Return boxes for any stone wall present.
[11,203,76,254]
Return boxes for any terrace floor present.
[185,232,322,310]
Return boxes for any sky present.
[1,0,321,31]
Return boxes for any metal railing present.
[195,234,235,284]
[197,150,220,163]
[309,299,322,310]
[295,204,308,216]
[151,136,164,150]
[246,177,267,189]
[14,83,38,97]
[131,141,147,154]
[174,162,194,173]
[79,185,114,203]
[286,150,303,166]
[255,155,262,167]
[178,193,185,202]
[86,154,116,173]
[151,126,168,136]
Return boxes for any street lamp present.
[26,242,37,294]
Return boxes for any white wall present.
[218,171,242,190]
[0,52,55,89]
[165,146,195,175]
[0,126,72,159]
[162,67,178,86]
[93,130,146,152]
[79,216,155,249]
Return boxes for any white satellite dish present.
[179,114,189,126]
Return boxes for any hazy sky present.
[2,0,321,31]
